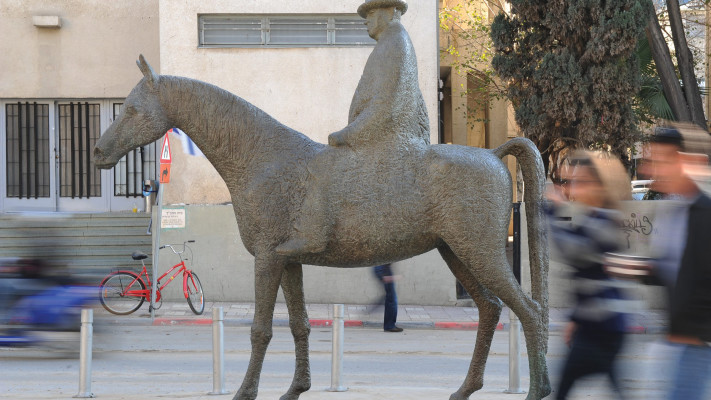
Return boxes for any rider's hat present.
[357,0,408,18]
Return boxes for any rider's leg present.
[276,179,332,256]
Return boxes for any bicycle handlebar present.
[159,240,196,251]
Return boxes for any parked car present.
[631,180,653,200]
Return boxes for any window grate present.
[58,103,101,198]
[199,15,375,47]
[112,103,157,197]
[5,103,50,198]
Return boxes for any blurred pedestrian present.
[547,150,633,399]
[373,264,403,332]
[640,124,711,400]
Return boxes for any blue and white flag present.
[171,128,205,157]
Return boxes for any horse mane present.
[157,75,321,163]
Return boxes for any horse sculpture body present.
[94,56,551,400]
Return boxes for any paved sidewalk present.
[95,301,668,334]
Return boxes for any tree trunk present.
[645,14,691,122]
[666,0,707,127]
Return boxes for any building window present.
[5,103,51,198]
[58,103,102,198]
[198,15,376,47]
[112,103,157,197]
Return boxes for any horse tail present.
[493,137,549,342]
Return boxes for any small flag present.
[171,128,205,157]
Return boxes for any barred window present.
[58,103,102,198]
[112,103,157,197]
[5,103,50,198]
[199,15,376,47]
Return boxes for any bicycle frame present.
[113,260,193,302]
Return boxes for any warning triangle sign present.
[160,134,172,163]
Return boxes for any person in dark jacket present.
[548,150,634,399]
[640,124,711,400]
[373,264,403,332]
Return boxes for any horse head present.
[93,55,172,169]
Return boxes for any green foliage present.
[490,0,654,166]
[634,36,674,123]
[440,1,506,124]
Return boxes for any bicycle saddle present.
[131,251,149,261]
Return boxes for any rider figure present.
[276,0,430,256]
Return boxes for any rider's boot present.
[276,218,328,256]
[277,166,332,256]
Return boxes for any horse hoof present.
[449,391,470,400]
[279,382,310,400]
[524,386,552,400]
[233,388,257,400]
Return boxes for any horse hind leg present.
[279,263,311,400]
[438,244,503,400]
[450,243,551,400]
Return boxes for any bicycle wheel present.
[185,272,205,315]
[99,272,146,315]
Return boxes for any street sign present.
[160,134,172,164]
[159,163,171,184]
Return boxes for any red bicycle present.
[99,240,205,315]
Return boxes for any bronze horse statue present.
[93,56,551,400]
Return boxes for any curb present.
[146,318,663,334]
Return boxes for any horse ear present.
[136,54,158,87]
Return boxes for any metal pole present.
[150,183,164,321]
[209,307,229,395]
[505,202,526,394]
[74,309,94,398]
[505,312,525,394]
[327,304,347,392]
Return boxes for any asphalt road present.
[0,325,678,399]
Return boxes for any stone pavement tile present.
[409,314,431,320]
[163,311,188,316]
[228,304,253,310]
[425,313,452,320]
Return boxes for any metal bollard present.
[505,203,526,394]
[504,311,526,394]
[74,309,94,398]
[209,307,230,395]
[327,304,347,392]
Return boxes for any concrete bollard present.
[504,203,526,395]
[209,307,230,395]
[74,309,94,398]
[327,304,347,392]
[504,311,526,394]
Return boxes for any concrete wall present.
[156,204,458,305]
[521,201,668,311]
[0,0,160,98]
[157,200,670,308]
[158,0,439,205]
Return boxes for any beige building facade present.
[159,0,439,205]
[1,0,471,305]
[0,0,160,213]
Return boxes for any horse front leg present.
[234,257,285,400]
[279,263,311,400]
[438,244,503,400]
